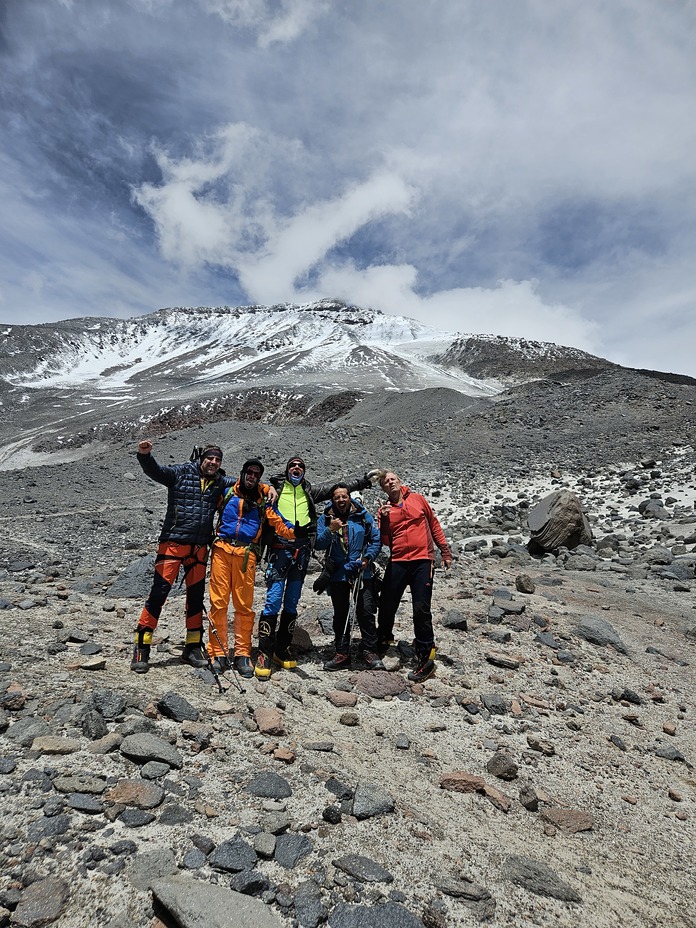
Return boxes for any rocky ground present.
[0,368,695,928]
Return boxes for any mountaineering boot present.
[323,651,351,671]
[254,652,272,679]
[273,610,297,669]
[210,655,231,674]
[257,613,278,663]
[408,650,436,683]
[130,626,152,674]
[233,656,254,679]
[181,627,208,668]
[362,650,386,671]
[376,633,396,655]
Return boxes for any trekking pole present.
[341,567,363,647]
[203,606,245,694]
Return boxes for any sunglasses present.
[246,469,262,477]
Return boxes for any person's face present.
[244,466,262,489]
[380,472,402,499]
[200,453,222,476]
[332,488,350,514]
[287,460,305,480]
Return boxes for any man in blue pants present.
[254,456,382,678]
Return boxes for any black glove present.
[294,522,310,538]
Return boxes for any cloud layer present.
[1,0,695,373]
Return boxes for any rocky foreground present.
[0,427,695,928]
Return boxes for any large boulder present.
[527,490,592,553]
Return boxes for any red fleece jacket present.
[378,487,451,562]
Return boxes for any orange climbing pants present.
[139,542,208,631]
[207,540,258,658]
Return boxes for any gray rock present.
[274,832,313,868]
[27,814,71,841]
[158,803,194,825]
[89,688,126,720]
[486,752,518,781]
[5,717,50,746]
[12,876,70,928]
[254,832,277,858]
[140,761,171,779]
[294,880,327,928]
[128,848,177,890]
[53,774,106,795]
[82,708,108,740]
[481,693,509,715]
[151,877,282,927]
[333,854,394,883]
[68,793,105,814]
[230,870,270,895]
[119,808,156,827]
[504,855,581,902]
[655,746,687,763]
[574,616,627,653]
[535,631,560,649]
[246,770,292,799]
[325,777,353,800]
[519,782,540,812]
[157,691,199,722]
[119,733,183,769]
[441,610,468,631]
[437,876,491,901]
[352,782,395,819]
[209,836,258,873]
[109,554,156,599]
[515,574,535,594]
[182,848,207,870]
[527,490,592,552]
[328,901,424,927]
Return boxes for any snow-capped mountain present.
[1,301,492,395]
[0,300,614,469]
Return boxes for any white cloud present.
[201,0,327,46]
[2,0,696,374]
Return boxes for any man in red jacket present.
[376,471,452,682]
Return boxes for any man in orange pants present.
[208,458,295,677]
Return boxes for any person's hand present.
[267,486,278,505]
[294,522,310,538]
[344,558,362,577]
[329,517,342,532]
[138,440,153,455]
[366,468,386,483]
[443,558,452,570]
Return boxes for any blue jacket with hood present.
[315,499,381,581]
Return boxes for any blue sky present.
[1,0,696,375]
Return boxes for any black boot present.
[256,613,277,678]
[408,644,436,683]
[273,611,297,668]
[130,626,152,673]
[181,627,208,668]
[324,648,351,670]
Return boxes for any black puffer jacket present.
[138,453,233,545]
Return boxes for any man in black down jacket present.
[131,439,233,674]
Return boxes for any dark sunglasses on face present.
[246,469,261,477]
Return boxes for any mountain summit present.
[1,300,613,468]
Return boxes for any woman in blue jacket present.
[315,484,384,670]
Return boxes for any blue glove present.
[344,559,362,578]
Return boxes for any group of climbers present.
[130,440,451,684]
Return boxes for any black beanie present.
[201,445,223,462]
[241,458,264,478]
[286,455,306,475]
